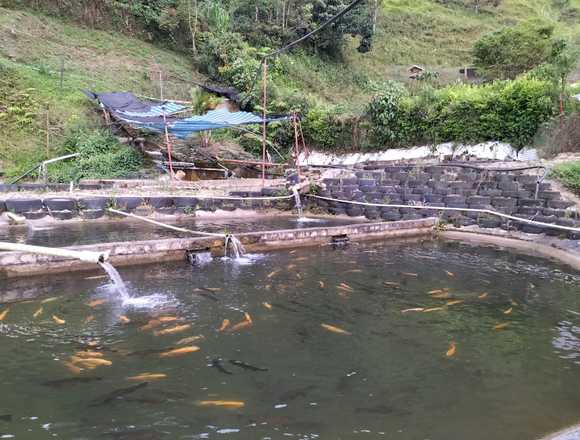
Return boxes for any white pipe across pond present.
[0,242,109,264]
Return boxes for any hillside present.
[0,1,579,178]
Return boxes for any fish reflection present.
[89,382,148,407]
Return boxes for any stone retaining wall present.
[0,188,292,221]
[313,165,580,240]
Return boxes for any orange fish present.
[41,297,59,304]
[197,400,245,409]
[503,307,513,315]
[384,282,401,288]
[139,319,162,331]
[87,299,106,308]
[431,292,451,299]
[154,324,191,336]
[401,308,425,313]
[321,323,351,335]
[287,264,296,270]
[159,346,200,358]
[510,299,519,306]
[52,315,66,325]
[62,361,82,375]
[72,358,112,368]
[445,271,455,278]
[494,323,510,331]
[218,319,231,332]
[158,316,179,323]
[127,373,167,382]
[119,315,131,324]
[229,320,252,333]
[84,315,95,324]
[446,300,464,306]
[266,270,280,279]
[176,335,204,345]
[478,293,489,299]
[33,307,43,319]
[423,307,444,313]
[0,308,10,321]
[75,351,104,359]
[319,281,325,289]
[244,312,253,323]
[262,302,273,310]
[446,342,457,357]
[429,289,449,295]
[401,272,418,278]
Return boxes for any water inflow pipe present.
[0,242,109,263]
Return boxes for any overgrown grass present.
[551,161,580,194]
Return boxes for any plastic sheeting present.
[86,91,289,139]
[299,142,540,166]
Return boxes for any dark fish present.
[0,414,12,422]
[102,429,164,440]
[42,377,104,389]
[278,385,317,402]
[229,360,269,372]
[198,292,219,302]
[211,358,233,375]
[269,302,300,313]
[126,348,168,357]
[355,404,399,415]
[89,382,148,407]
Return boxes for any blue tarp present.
[87,91,290,139]
[123,108,289,139]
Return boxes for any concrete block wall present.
[0,188,292,221]
[314,165,580,239]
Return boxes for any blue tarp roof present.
[124,108,289,139]
[87,91,290,139]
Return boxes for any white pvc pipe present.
[108,208,225,238]
[0,242,109,263]
[309,195,580,233]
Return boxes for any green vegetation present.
[1,0,580,179]
[551,161,580,193]
[47,129,143,183]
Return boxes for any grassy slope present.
[0,7,204,177]
[0,1,579,177]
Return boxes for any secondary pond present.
[0,215,358,249]
[0,241,579,440]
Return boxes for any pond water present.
[0,215,358,249]
[0,241,580,440]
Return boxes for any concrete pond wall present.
[312,165,580,240]
[0,188,292,222]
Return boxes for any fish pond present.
[0,215,356,249]
[0,241,580,440]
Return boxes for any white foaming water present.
[295,217,325,223]
[122,293,173,309]
[221,253,264,266]
[98,262,130,301]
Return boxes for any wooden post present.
[159,68,175,186]
[45,106,50,160]
[261,60,268,186]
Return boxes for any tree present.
[473,20,560,80]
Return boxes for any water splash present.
[98,262,130,301]
[291,187,304,218]
[225,235,246,259]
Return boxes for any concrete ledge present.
[440,227,580,271]
[0,218,436,279]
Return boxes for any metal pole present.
[0,242,109,264]
[261,60,268,187]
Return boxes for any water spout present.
[98,261,130,301]
[291,187,305,218]
[225,235,246,259]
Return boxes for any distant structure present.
[408,65,425,79]
[459,67,478,80]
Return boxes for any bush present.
[48,130,143,182]
[551,161,580,194]
[535,112,580,157]
[366,77,557,149]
